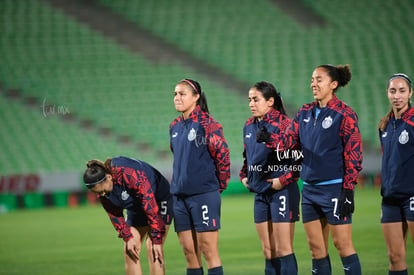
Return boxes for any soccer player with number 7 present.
[257,65,363,274]
[83,156,173,275]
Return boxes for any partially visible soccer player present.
[170,79,230,275]
[378,73,414,275]
[240,81,301,275]
[258,64,363,274]
[83,156,172,275]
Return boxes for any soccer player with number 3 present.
[257,65,363,274]
[169,79,230,275]
[240,81,301,275]
[83,156,172,275]
[378,73,414,275]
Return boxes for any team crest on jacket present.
[322,116,333,129]
[399,129,409,144]
[121,190,130,200]
[188,128,196,141]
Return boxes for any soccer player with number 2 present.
[169,79,230,275]
[83,156,172,275]
[257,65,363,274]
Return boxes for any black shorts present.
[381,196,414,223]
[173,191,221,232]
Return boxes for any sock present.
[389,270,408,275]
[341,254,361,275]
[279,253,298,275]
[265,259,277,275]
[208,266,223,275]
[271,258,281,275]
[187,267,203,275]
[312,255,331,274]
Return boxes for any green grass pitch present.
[0,186,413,274]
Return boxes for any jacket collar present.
[181,105,201,121]
[314,94,339,108]
[262,108,280,122]
[391,105,414,121]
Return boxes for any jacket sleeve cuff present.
[121,233,133,242]
[343,174,358,190]
[278,174,288,187]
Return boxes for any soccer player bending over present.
[83,156,172,275]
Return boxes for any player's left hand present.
[152,244,164,266]
[339,188,354,219]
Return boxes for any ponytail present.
[378,109,392,132]
[318,64,352,92]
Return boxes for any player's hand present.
[241,177,249,189]
[267,178,283,190]
[256,126,271,143]
[339,188,354,219]
[125,238,140,263]
[152,244,164,266]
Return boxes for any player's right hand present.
[256,126,271,143]
[241,177,249,189]
[125,238,140,263]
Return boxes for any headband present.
[389,73,412,88]
[182,79,200,94]
[84,174,106,187]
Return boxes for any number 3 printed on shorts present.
[279,196,286,212]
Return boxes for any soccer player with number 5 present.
[240,81,301,275]
[83,156,172,275]
[378,73,414,275]
[170,79,230,275]
[257,65,363,274]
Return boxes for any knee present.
[261,244,274,259]
[199,243,219,260]
[388,249,405,266]
[332,238,354,257]
[181,245,197,259]
[307,239,327,259]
